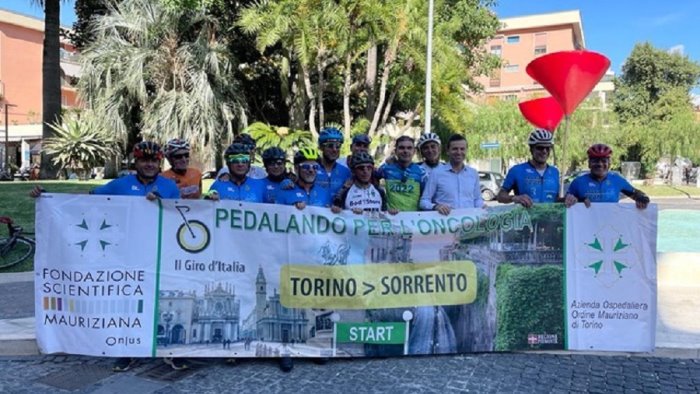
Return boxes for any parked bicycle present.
[0,216,35,269]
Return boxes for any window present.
[534,45,547,55]
[506,35,520,44]
[503,94,518,101]
[504,64,519,73]
[490,45,502,57]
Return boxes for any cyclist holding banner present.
[206,143,265,202]
[419,134,484,214]
[277,148,331,210]
[234,133,267,179]
[331,152,397,215]
[497,129,561,207]
[564,143,650,209]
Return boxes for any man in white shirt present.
[419,134,484,215]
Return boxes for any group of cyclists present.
[29,125,650,373]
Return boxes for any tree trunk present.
[368,42,398,139]
[40,0,62,179]
[343,52,353,139]
[302,65,318,139]
[316,59,325,130]
[365,45,377,119]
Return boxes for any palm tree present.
[79,0,247,167]
[32,0,65,179]
[44,111,121,179]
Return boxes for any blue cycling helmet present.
[318,127,344,145]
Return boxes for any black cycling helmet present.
[350,152,374,168]
[224,143,251,157]
[262,147,287,164]
[133,141,163,160]
[234,133,256,150]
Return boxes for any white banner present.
[566,204,658,351]
[35,195,657,357]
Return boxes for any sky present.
[2,0,699,99]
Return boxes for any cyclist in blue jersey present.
[497,129,561,207]
[416,132,445,176]
[207,143,266,202]
[565,143,650,209]
[233,133,267,179]
[338,133,371,168]
[277,148,331,209]
[376,136,426,211]
[260,147,293,204]
[30,141,180,201]
[316,127,351,197]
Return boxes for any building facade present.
[0,8,80,170]
[241,267,309,344]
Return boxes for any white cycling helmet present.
[527,129,554,146]
[417,132,441,148]
[164,138,191,157]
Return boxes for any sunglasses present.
[534,145,552,152]
[171,153,190,160]
[354,164,373,172]
[266,160,286,167]
[589,157,610,164]
[299,163,320,171]
[226,154,251,164]
[322,142,342,149]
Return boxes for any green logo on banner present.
[335,322,406,344]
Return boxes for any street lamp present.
[2,103,18,170]
[424,0,435,134]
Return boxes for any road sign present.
[480,142,500,149]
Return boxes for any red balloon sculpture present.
[518,97,564,132]
[526,50,610,115]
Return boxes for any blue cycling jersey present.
[315,161,351,198]
[502,162,560,203]
[209,177,266,202]
[276,184,332,207]
[262,177,286,203]
[377,162,426,211]
[91,174,180,198]
[567,171,634,203]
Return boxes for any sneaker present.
[164,357,188,371]
[279,356,293,372]
[112,357,136,372]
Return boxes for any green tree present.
[238,0,500,141]
[44,111,121,179]
[78,0,247,168]
[612,43,700,174]
[612,43,700,124]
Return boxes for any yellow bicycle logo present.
[175,205,210,253]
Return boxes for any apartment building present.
[0,8,80,170]
[475,10,614,104]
